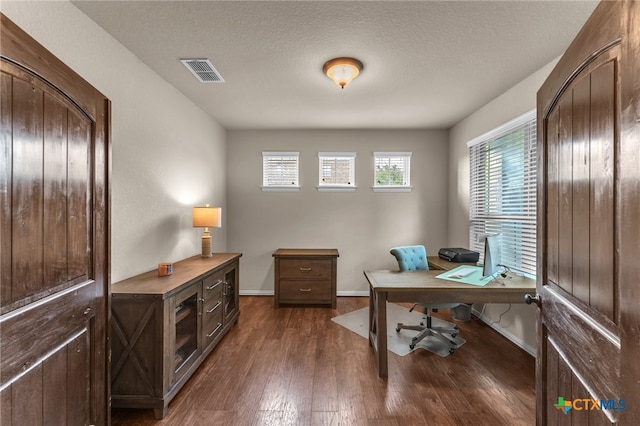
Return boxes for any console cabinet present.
[273,249,339,308]
[111,253,241,419]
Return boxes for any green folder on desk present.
[435,265,493,286]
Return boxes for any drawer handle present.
[206,301,222,313]
[299,288,312,292]
[207,323,223,337]
[299,267,312,272]
[206,280,223,290]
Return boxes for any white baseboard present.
[337,290,369,296]
[239,290,273,296]
[471,307,536,357]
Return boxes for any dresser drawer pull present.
[207,301,222,313]
[207,323,223,338]
[299,288,312,292]
[206,280,223,290]
[299,267,312,272]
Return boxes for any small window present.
[317,152,356,192]
[262,152,300,191]
[373,152,412,192]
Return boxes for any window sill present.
[372,186,412,193]
[261,186,300,192]
[316,186,357,192]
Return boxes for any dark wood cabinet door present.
[537,1,639,424]
[0,14,110,425]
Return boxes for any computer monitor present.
[482,234,502,279]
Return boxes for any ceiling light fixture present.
[323,57,363,89]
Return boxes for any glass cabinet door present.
[223,266,238,325]
[173,287,199,381]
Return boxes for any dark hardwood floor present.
[111,296,535,425]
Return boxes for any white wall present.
[447,59,559,353]
[3,0,564,353]
[1,1,228,283]
[227,129,448,294]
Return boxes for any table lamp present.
[192,204,221,257]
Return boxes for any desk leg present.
[369,288,388,378]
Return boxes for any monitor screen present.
[482,234,501,279]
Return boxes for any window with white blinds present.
[318,152,356,191]
[373,152,412,192]
[262,152,300,191]
[468,111,537,278]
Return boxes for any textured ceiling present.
[71,0,598,130]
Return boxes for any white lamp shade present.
[192,206,222,228]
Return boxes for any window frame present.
[261,151,300,192]
[372,152,412,192]
[317,152,357,192]
[467,110,537,278]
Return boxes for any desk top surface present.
[363,269,535,293]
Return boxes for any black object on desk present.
[438,247,479,263]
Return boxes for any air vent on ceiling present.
[180,58,225,83]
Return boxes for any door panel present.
[588,62,615,320]
[1,327,91,425]
[2,65,93,313]
[11,76,45,299]
[537,1,639,424]
[541,51,621,423]
[0,13,110,425]
[43,93,70,287]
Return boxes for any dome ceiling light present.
[323,57,363,89]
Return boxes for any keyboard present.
[447,267,477,279]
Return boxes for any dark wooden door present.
[0,14,110,425]
[537,1,639,424]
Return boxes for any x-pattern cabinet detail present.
[111,253,241,419]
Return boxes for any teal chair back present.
[390,245,429,271]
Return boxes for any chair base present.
[396,320,459,351]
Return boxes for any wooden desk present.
[363,269,536,377]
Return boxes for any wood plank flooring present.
[111,296,535,425]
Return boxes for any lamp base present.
[201,231,212,258]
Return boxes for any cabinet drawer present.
[203,273,224,301]
[203,308,224,343]
[279,259,332,279]
[204,296,223,318]
[279,280,332,302]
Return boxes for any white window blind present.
[468,111,537,277]
[373,152,411,190]
[262,152,299,190]
[318,152,356,189]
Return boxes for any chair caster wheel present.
[449,348,455,354]
[410,344,416,350]
[451,334,457,338]
[395,327,401,333]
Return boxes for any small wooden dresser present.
[273,248,339,308]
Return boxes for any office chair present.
[390,245,461,353]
